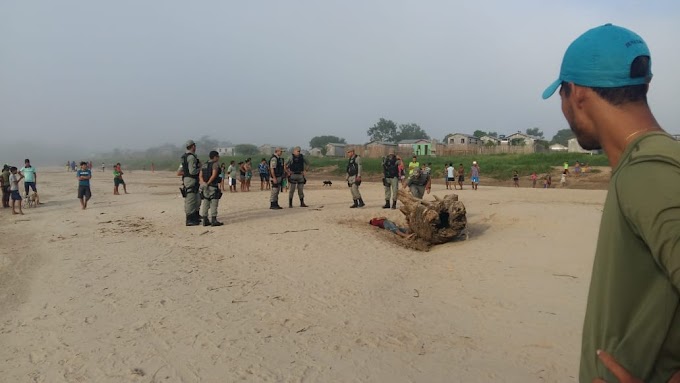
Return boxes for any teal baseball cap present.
[542,23,652,99]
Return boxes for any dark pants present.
[2,186,9,207]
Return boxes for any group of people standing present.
[178,141,313,226]
[444,161,481,191]
[1,159,37,215]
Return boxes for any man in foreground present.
[543,23,679,382]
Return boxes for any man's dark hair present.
[80,161,87,166]
[25,159,30,163]
[209,150,219,159]
[561,55,650,105]
[10,166,17,172]
[261,158,266,162]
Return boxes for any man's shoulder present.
[629,134,680,165]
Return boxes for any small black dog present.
[322,180,333,187]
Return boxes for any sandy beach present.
[0,168,606,382]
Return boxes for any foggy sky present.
[1,0,679,162]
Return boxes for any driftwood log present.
[397,189,467,244]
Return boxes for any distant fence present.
[343,143,545,158]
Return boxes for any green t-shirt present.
[580,133,680,382]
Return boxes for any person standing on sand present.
[269,147,285,209]
[456,163,465,190]
[543,23,680,382]
[258,158,270,191]
[407,164,431,199]
[408,156,419,177]
[531,172,538,188]
[512,170,520,187]
[446,163,455,190]
[245,158,253,191]
[178,140,201,226]
[470,161,480,190]
[346,148,364,208]
[77,161,92,209]
[219,162,226,191]
[113,163,128,195]
[20,159,37,199]
[1,165,10,208]
[227,160,238,193]
[286,147,309,208]
[382,151,400,209]
[199,150,224,227]
[9,167,23,215]
[560,170,567,187]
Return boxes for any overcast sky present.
[1,0,679,158]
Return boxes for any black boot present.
[358,198,365,207]
[350,199,358,208]
[202,216,210,226]
[289,198,293,208]
[211,217,224,226]
[186,214,199,226]
[270,202,283,210]
[382,200,390,209]
[300,198,308,207]
[391,201,397,210]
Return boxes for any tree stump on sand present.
[397,189,467,244]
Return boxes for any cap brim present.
[542,79,561,99]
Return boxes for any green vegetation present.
[97,152,608,181]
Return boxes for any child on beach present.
[113,163,128,195]
[9,167,24,215]
[512,170,520,187]
[544,174,552,189]
[531,172,537,188]
[560,170,567,187]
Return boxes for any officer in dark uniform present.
[382,151,400,209]
[199,150,224,226]
[178,140,201,226]
[346,148,365,208]
[407,165,431,199]
[269,147,285,209]
[286,146,309,208]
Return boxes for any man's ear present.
[571,84,590,109]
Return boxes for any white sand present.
[0,168,605,382]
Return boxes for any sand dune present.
[0,168,605,382]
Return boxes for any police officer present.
[382,151,400,209]
[286,146,309,208]
[346,148,365,208]
[407,165,431,199]
[199,150,224,226]
[178,140,201,226]
[269,147,285,209]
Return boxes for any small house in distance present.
[398,139,432,156]
[217,147,235,156]
[446,133,480,146]
[325,143,346,157]
[308,147,323,157]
